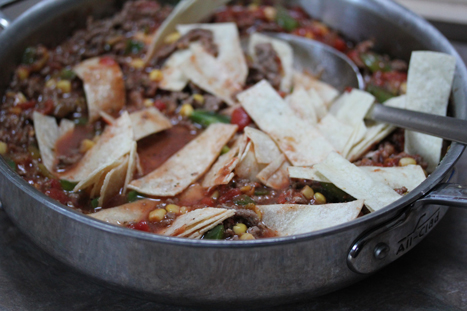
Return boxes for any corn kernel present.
[240,233,255,240]
[80,139,95,153]
[301,185,315,200]
[400,82,407,94]
[240,186,252,193]
[399,157,416,167]
[180,104,194,117]
[193,94,204,104]
[0,141,8,155]
[92,135,101,143]
[17,67,29,80]
[149,69,164,82]
[148,209,166,222]
[165,204,180,213]
[180,206,188,214]
[164,31,181,44]
[248,3,258,11]
[143,98,154,107]
[130,58,145,69]
[264,6,277,21]
[56,80,71,93]
[9,107,22,115]
[211,191,220,200]
[14,92,27,104]
[255,208,262,220]
[314,192,327,204]
[233,223,247,235]
[45,79,56,88]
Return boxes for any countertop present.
[1,1,467,310]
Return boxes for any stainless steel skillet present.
[1,0,467,307]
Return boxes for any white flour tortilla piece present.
[33,112,59,174]
[98,156,129,207]
[342,120,367,159]
[257,200,364,236]
[315,152,402,212]
[177,23,248,86]
[248,33,293,92]
[123,141,138,193]
[256,154,291,190]
[235,142,263,182]
[162,208,235,238]
[244,127,281,165]
[202,134,248,188]
[308,88,328,120]
[288,165,425,192]
[329,92,350,116]
[90,199,158,225]
[405,51,456,173]
[159,49,192,91]
[286,87,318,126]
[238,80,335,166]
[129,107,172,140]
[74,57,125,123]
[182,44,242,106]
[60,112,134,183]
[293,70,339,106]
[333,89,375,128]
[317,114,354,153]
[359,165,426,192]
[58,119,75,137]
[347,122,394,162]
[128,123,237,196]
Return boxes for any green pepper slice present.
[60,180,77,191]
[124,40,144,55]
[91,198,99,208]
[275,6,299,32]
[204,224,225,240]
[127,191,139,203]
[60,68,77,80]
[360,52,391,73]
[233,194,255,206]
[189,110,231,128]
[22,47,36,65]
[366,84,395,103]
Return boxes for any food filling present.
[0,1,456,240]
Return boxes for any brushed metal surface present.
[0,0,467,308]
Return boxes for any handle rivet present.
[374,243,390,260]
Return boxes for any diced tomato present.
[154,100,166,111]
[218,188,242,204]
[231,107,251,132]
[277,192,288,204]
[333,37,347,52]
[99,56,117,66]
[36,99,54,115]
[383,157,399,167]
[131,220,150,232]
[50,178,62,190]
[382,71,407,83]
[199,197,215,207]
[17,100,36,110]
[45,188,69,205]
[345,87,353,93]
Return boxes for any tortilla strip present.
[124,141,138,193]
[74,57,125,123]
[405,51,456,172]
[162,208,235,239]
[33,112,60,173]
[286,87,318,125]
[314,152,402,212]
[90,199,158,225]
[235,142,263,182]
[333,89,375,128]
[293,70,339,105]
[144,0,231,63]
[128,123,237,196]
[98,156,129,207]
[177,23,248,86]
[317,114,354,153]
[288,165,426,192]
[202,134,248,188]
[256,154,291,190]
[257,200,364,236]
[249,33,293,92]
[159,49,192,91]
[346,122,393,162]
[129,107,172,140]
[60,112,134,184]
[58,119,75,137]
[244,127,281,165]
[238,80,335,166]
[342,120,367,159]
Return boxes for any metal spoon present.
[270,33,467,145]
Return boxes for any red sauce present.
[55,125,94,162]
[137,124,199,175]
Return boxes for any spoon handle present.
[367,104,467,144]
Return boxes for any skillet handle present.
[347,183,467,274]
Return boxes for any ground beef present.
[153,29,218,61]
[247,43,282,89]
[395,187,408,195]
